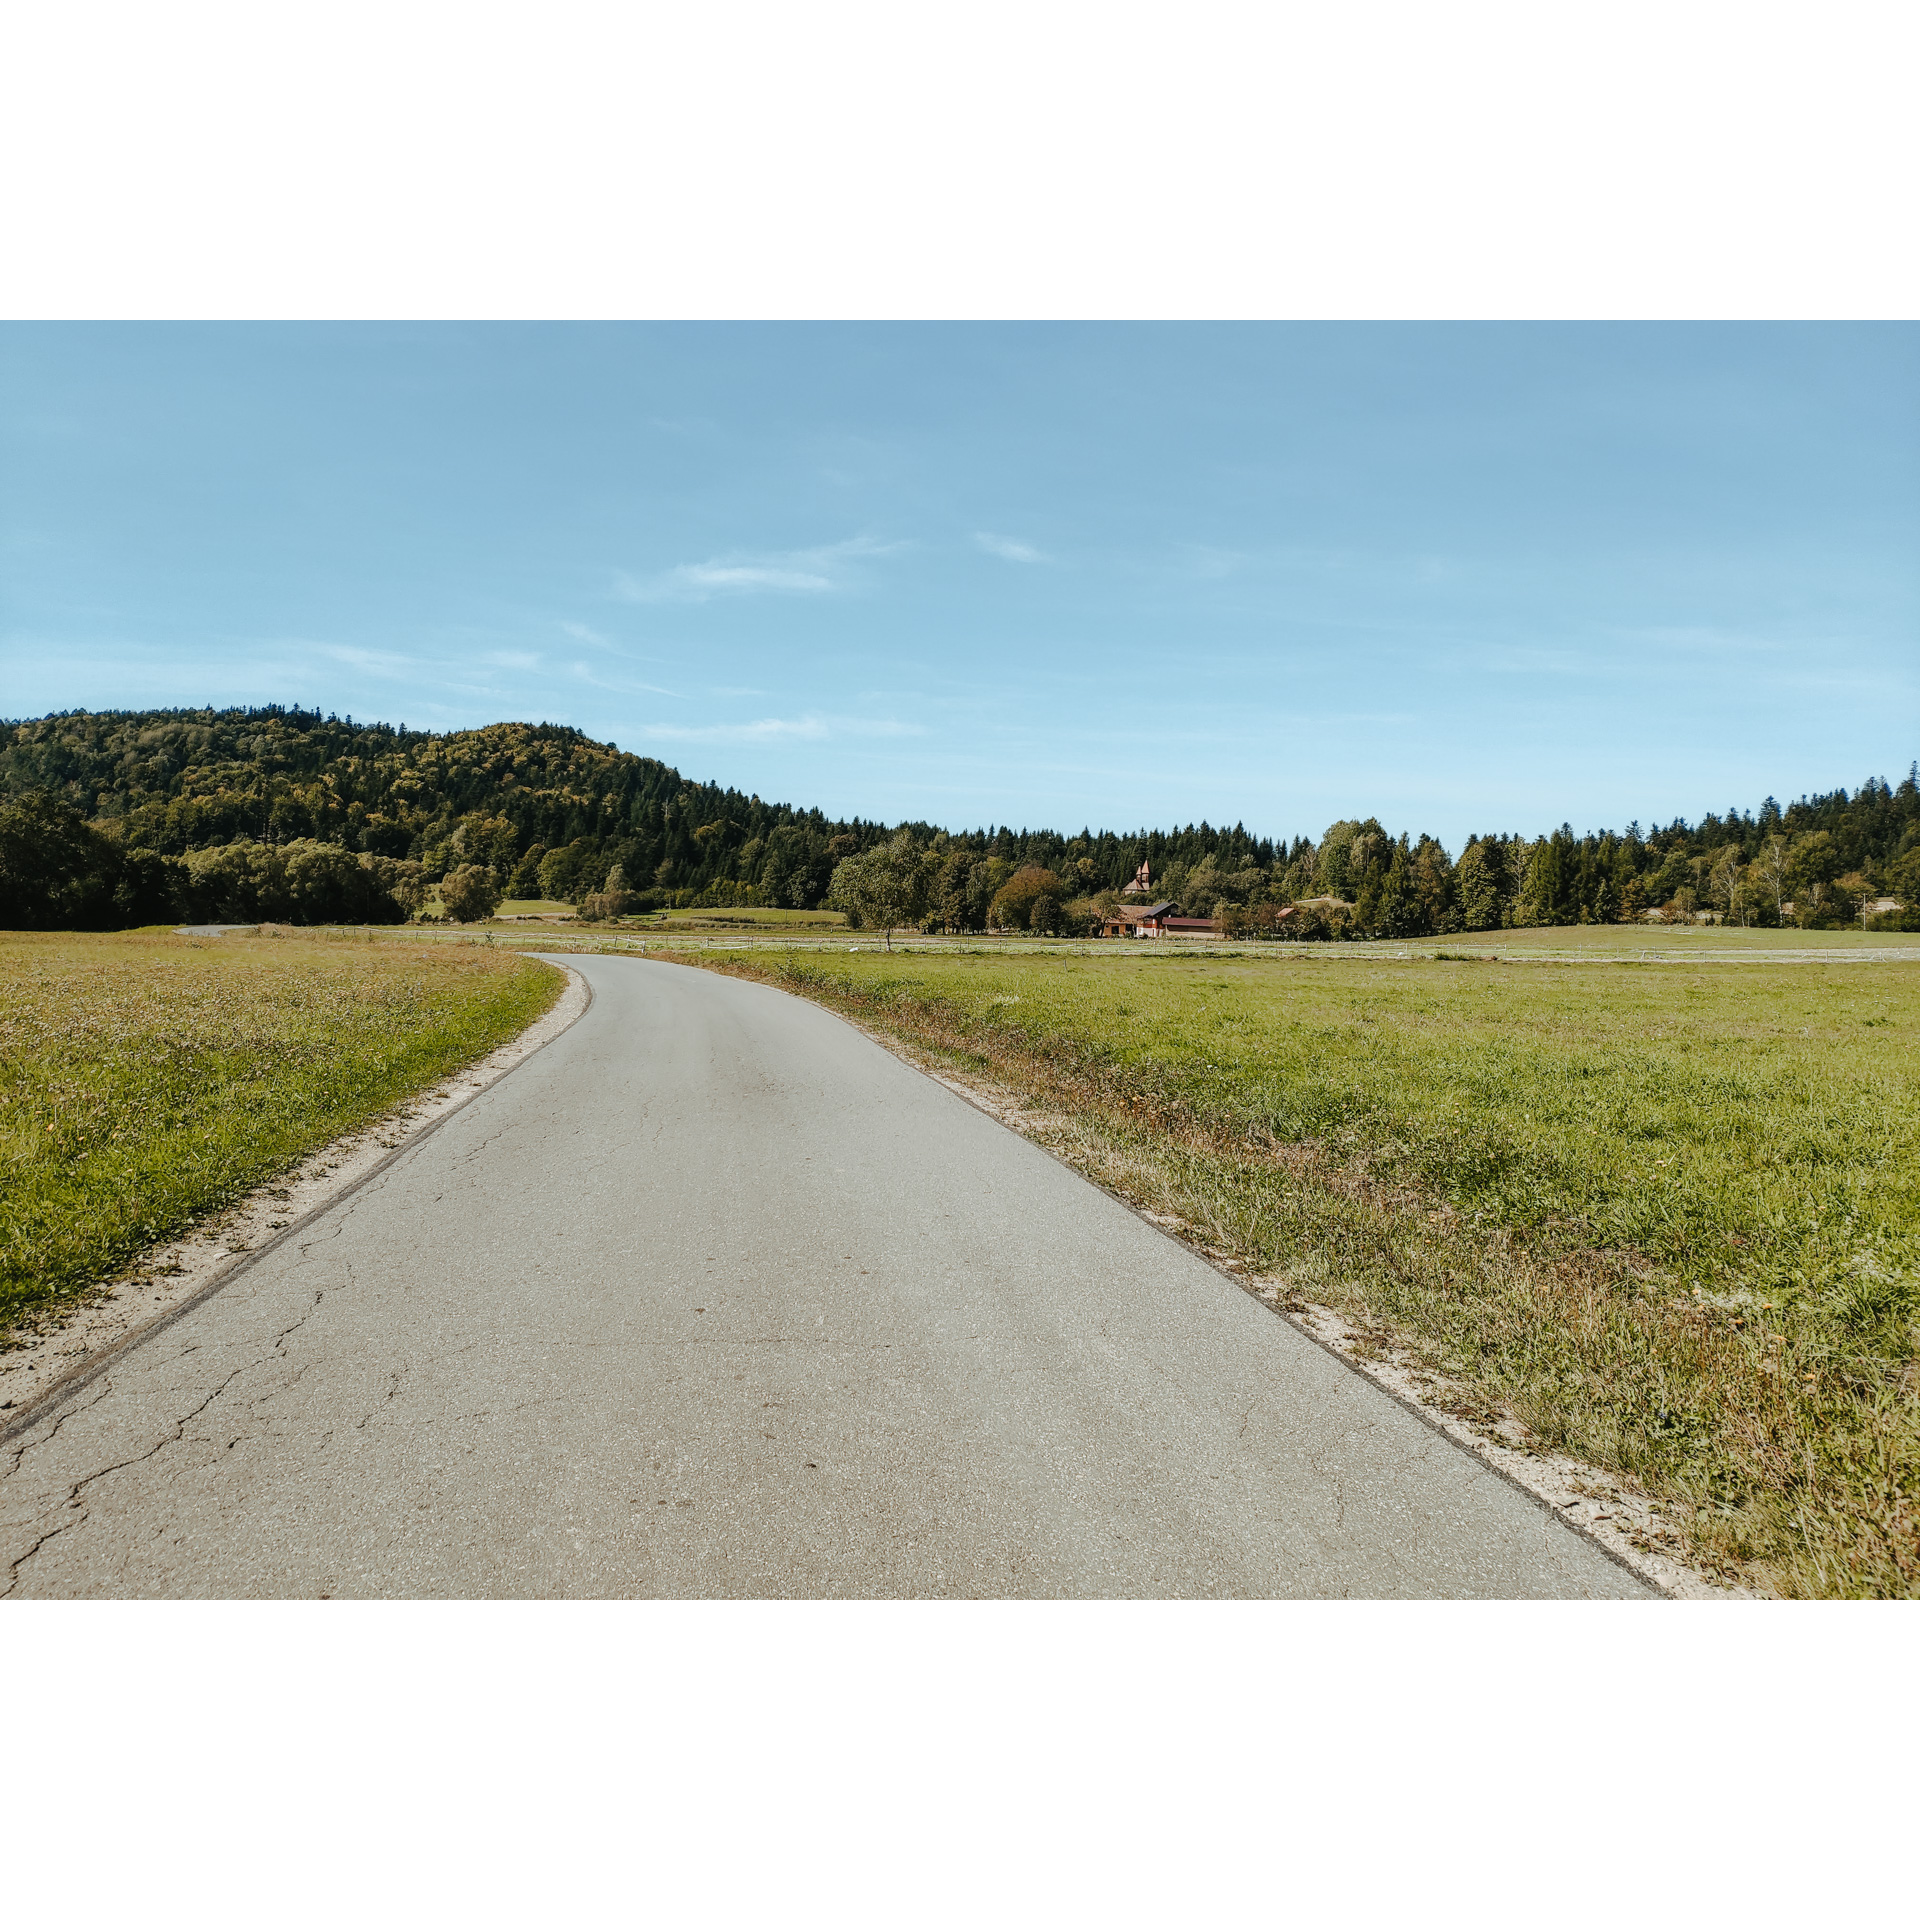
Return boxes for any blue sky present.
[3,323,1914,850]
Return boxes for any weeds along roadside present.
[0,929,562,1342]
[661,944,1920,1599]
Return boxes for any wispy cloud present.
[567,661,686,698]
[312,641,528,702]
[975,532,1047,564]
[312,636,691,703]
[616,535,904,604]
[635,713,924,745]
[316,643,421,680]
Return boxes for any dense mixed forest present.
[2,705,1916,934]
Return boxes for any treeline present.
[0,791,422,931]
[1117,777,1920,938]
[1203,781,1920,937]
[2,706,1916,934]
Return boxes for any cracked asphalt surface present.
[2,955,1649,1597]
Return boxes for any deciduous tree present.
[1709,846,1745,925]
[828,833,929,948]
[441,864,500,922]
[1757,835,1790,921]
[988,864,1067,931]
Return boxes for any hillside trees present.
[440,864,501,923]
[1355,837,1422,938]
[929,849,988,933]
[987,864,1068,931]
[1315,819,1387,901]
[0,792,164,930]
[755,824,835,909]
[365,854,431,919]
[538,841,609,905]
[177,840,410,924]
[0,787,431,929]
[5,709,1916,936]
[0,708,864,914]
[507,843,547,898]
[453,812,522,886]
[1172,856,1272,920]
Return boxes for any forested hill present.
[2,706,848,904]
[2,705,1916,933]
[0,705,1276,911]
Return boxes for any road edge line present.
[0,956,592,1453]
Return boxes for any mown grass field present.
[0,930,561,1339]
[673,943,1920,1596]
[655,906,849,928]
[1419,924,1917,956]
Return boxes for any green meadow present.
[1416,923,1917,957]
[675,942,1920,1596]
[0,930,560,1339]
[654,906,849,929]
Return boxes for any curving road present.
[2,956,1648,1598]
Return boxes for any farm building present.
[1098,901,1223,939]
[1100,900,1179,937]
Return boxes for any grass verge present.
[664,944,1920,1597]
[1,929,562,1340]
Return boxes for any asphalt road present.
[2,956,1648,1597]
